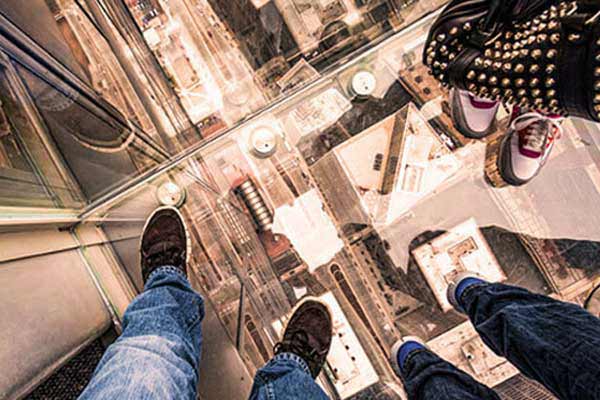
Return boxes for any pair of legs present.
[395,275,600,400]
[79,208,600,399]
[78,265,330,400]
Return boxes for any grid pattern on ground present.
[495,374,557,400]
[26,339,105,400]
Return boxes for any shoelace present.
[274,330,320,364]
[510,111,565,152]
[143,238,185,269]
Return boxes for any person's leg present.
[248,300,332,400]
[451,274,600,400]
[390,337,500,400]
[248,352,329,400]
[80,206,203,400]
[79,267,203,400]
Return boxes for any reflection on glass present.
[16,65,165,201]
[0,60,83,208]
[46,0,157,137]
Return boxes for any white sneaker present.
[450,88,500,139]
[498,110,564,186]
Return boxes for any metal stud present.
[450,27,459,36]
[595,67,600,77]
[475,57,483,67]
[547,90,556,98]
[594,94,600,104]
[437,34,446,42]
[501,78,511,87]
[464,22,472,31]
[518,89,527,97]
[546,78,556,88]
[530,78,540,88]
[546,65,556,74]
[503,63,512,72]
[530,64,540,74]
[568,33,581,42]
[478,73,487,83]
[493,62,502,70]
[532,89,541,97]
[550,33,561,44]
[516,79,525,87]
[467,70,476,80]
[595,81,600,91]
[468,83,477,91]
[547,49,557,59]
[484,59,493,68]
[489,76,498,86]
[515,64,525,73]
[532,49,542,59]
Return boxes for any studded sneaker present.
[274,300,332,378]
[450,88,500,139]
[140,206,190,283]
[498,109,564,186]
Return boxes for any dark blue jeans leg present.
[79,266,204,400]
[461,282,600,400]
[401,349,500,400]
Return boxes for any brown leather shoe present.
[140,206,190,283]
[274,300,332,378]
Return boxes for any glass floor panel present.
[80,11,600,400]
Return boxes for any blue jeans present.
[401,282,600,400]
[80,269,600,400]
[79,267,326,400]
[79,267,204,400]
[248,352,329,400]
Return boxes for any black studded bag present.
[424,0,600,121]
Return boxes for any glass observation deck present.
[1,0,600,399]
